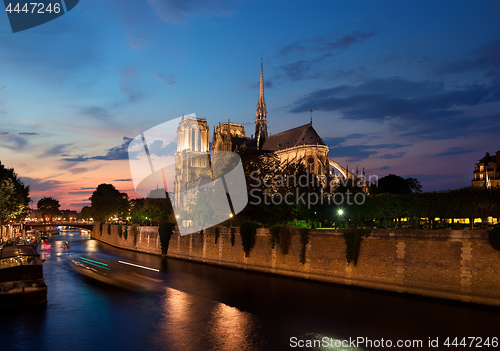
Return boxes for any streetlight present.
[338,209,344,229]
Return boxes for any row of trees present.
[83,183,174,226]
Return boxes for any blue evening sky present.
[1,0,499,209]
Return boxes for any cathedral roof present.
[232,136,257,150]
[261,122,326,152]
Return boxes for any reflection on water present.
[210,302,258,351]
[156,286,263,351]
[0,229,499,351]
[158,287,195,349]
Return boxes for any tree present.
[129,196,175,225]
[371,174,422,195]
[0,161,31,223]
[0,179,26,224]
[37,197,61,221]
[89,184,129,222]
[80,206,93,220]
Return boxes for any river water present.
[0,229,499,351]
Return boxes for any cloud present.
[275,31,376,82]
[147,140,177,157]
[78,106,110,120]
[290,77,500,140]
[246,79,274,90]
[399,113,500,140]
[279,60,315,81]
[345,133,366,139]
[126,35,150,50]
[114,178,131,182]
[68,190,94,195]
[0,86,6,90]
[323,137,347,145]
[328,145,379,162]
[42,143,73,157]
[157,73,177,86]
[68,167,91,174]
[370,166,391,171]
[63,137,132,162]
[70,202,91,209]
[20,177,63,192]
[0,133,28,150]
[278,31,377,57]
[327,143,410,162]
[120,67,143,103]
[430,147,475,157]
[436,38,500,82]
[378,152,405,159]
[146,0,236,24]
[18,132,39,136]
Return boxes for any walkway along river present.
[0,229,499,351]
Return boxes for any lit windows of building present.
[472,151,500,188]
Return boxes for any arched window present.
[191,128,196,151]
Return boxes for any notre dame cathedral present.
[173,59,364,209]
[211,58,331,176]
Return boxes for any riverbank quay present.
[91,223,500,307]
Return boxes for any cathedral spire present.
[255,57,268,142]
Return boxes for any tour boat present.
[0,245,47,308]
[71,256,161,292]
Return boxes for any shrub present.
[131,223,140,245]
[214,226,220,244]
[278,226,291,255]
[117,224,123,238]
[299,228,309,264]
[452,222,463,230]
[269,225,281,249]
[159,222,175,254]
[99,222,103,236]
[107,224,111,235]
[230,227,235,246]
[123,226,128,240]
[489,225,500,251]
[240,222,259,257]
[342,229,371,266]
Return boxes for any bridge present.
[25,222,94,231]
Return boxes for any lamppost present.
[338,209,344,229]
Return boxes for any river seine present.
[0,229,498,350]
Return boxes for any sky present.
[1,0,500,211]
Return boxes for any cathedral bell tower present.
[255,58,268,148]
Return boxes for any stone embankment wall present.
[92,223,161,255]
[91,224,500,307]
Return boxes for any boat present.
[71,256,162,292]
[48,229,60,236]
[36,227,60,240]
[0,245,47,308]
[62,241,69,249]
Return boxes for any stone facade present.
[173,116,211,208]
